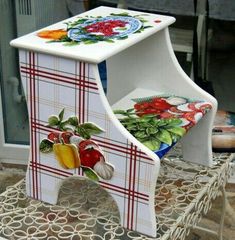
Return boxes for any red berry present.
[60,131,73,144]
[48,132,60,143]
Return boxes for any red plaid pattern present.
[20,50,158,236]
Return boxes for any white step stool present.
[10,6,217,237]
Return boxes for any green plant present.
[47,108,104,139]
[114,109,186,151]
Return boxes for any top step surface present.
[10,6,175,63]
[112,88,212,159]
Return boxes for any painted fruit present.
[60,132,73,144]
[79,140,99,151]
[93,160,114,180]
[48,132,60,143]
[80,148,104,168]
[69,135,84,145]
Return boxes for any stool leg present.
[181,111,214,166]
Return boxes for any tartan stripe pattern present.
[19,50,158,235]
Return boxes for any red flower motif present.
[85,20,127,36]
[134,97,172,116]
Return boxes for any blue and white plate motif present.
[154,143,175,159]
[68,16,142,42]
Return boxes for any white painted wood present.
[10,6,175,63]
[106,28,217,166]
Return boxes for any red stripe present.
[82,62,86,123]
[20,66,97,87]
[30,162,72,178]
[29,52,38,199]
[131,145,137,229]
[127,143,134,229]
[93,137,154,162]
[30,122,150,200]
[29,162,149,201]
[100,181,148,201]
[20,69,98,91]
[32,52,39,199]
[79,62,82,122]
[31,122,154,163]
[30,162,149,201]
[75,63,81,175]
[28,52,35,198]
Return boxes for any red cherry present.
[80,148,104,168]
[48,132,60,143]
[60,131,73,144]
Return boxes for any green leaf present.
[58,108,65,122]
[39,139,53,153]
[156,129,172,146]
[79,122,104,135]
[146,127,158,135]
[113,110,127,115]
[84,40,98,44]
[126,108,134,113]
[167,127,186,137]
[142,139,161,151]
[63,41,80,46]
[156,119,167,127]
[110,12,130,17]
[104,39,115,43]
[135,131,147,139]
[165,118,182,126]
[68,116,79,126]
[118,36,128,40]
[82,166,99,181]
[75,127,91,139]
[48,115,59,126]
[126,125,137,131]
[59,120,70,130]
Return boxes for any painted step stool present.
[11,6,217,237]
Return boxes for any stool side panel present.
[19,49,159,237]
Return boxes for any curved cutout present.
[58,176,121,222]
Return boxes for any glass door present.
[0,0,70,163]
[0,0,29,163]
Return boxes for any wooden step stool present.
[11,6,217,237]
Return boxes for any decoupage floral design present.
[114,95,212,158]
[37,12,155,46]
[40,108,114,181]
